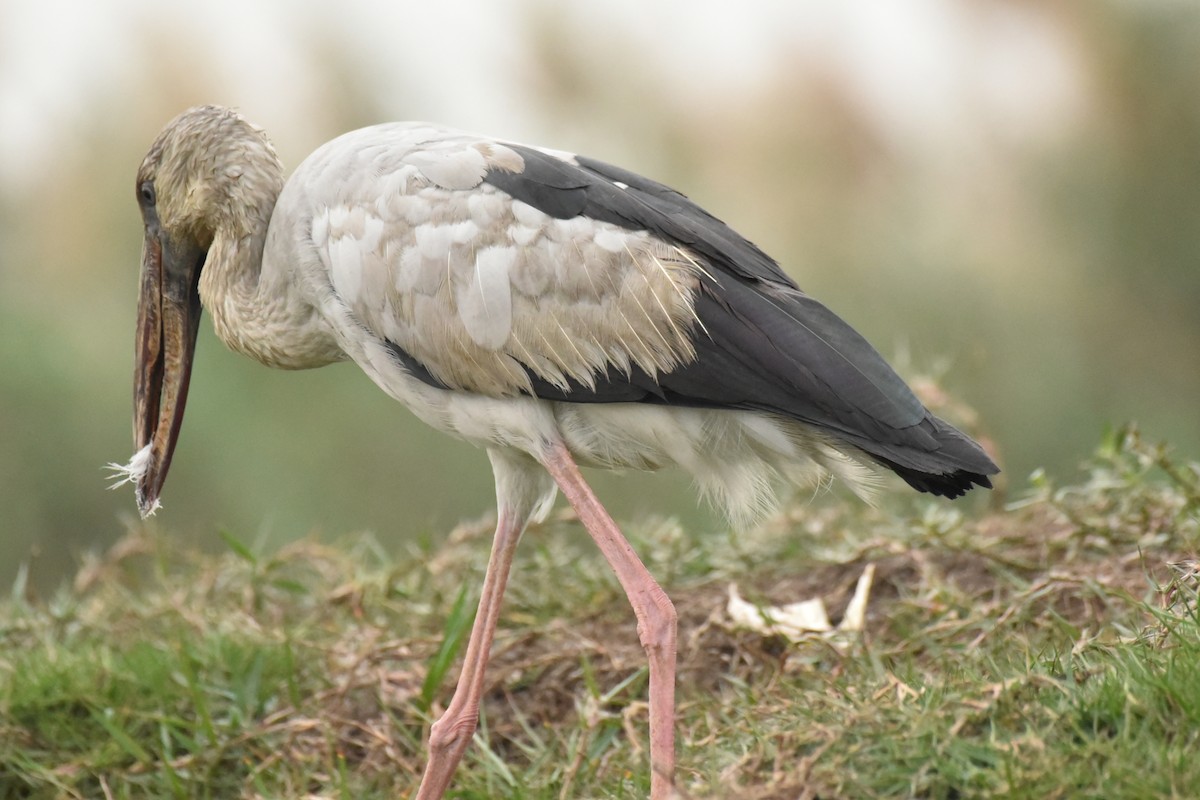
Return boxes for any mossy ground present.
[2,426,1198,799]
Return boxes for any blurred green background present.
[2,1,1197,592]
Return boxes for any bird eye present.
[138,181,156,207]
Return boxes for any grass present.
[2,424,1199,799]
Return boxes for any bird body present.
[177,113,991,521]
[119,106,998,799]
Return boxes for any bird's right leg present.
[540,440,678,800]
[414,450,554,800]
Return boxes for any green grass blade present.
[419,582,475,714]
[219,529,257,566]
[90,705,153,763]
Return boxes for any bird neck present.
[199,184,343,371]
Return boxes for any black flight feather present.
[472,145,997,496]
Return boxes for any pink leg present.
[415,451,551,799]
[540,441,678,800]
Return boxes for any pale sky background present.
[0,0,1083,189]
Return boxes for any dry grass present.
[2,425,1198,798]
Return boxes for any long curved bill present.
[110,230,204,517]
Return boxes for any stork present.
[115,105,997,799]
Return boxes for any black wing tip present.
[868,420,1000,499]
[891,465,996,499]
[876,412,1001,499]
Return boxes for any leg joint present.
[634,585,678,654]
[428,707,480,754]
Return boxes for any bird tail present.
[848,413,997,499]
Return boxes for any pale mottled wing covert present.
[310,128,704,400]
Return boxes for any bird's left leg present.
[415,449,555,800]
[540,439,678,800]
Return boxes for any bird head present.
[127,105,279,516]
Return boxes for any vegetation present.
[3,426,1197,798]
[5,1,1200,594]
